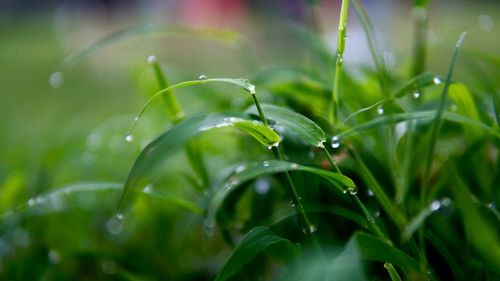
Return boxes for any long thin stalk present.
[149,56,209,189]
[321,146,388,242]
[329,0,351,124]
[411,4,429,77]
[251,93,317,237]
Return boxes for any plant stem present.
[411,4,429,77]
[251,93,317,237]
[150,57,184,122]
[149,57,209,188]
[321,146,388,241]
[329,0,351,124]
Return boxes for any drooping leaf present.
[246,104,326,147]
[215,226,296,281]
[392,72,441,99]
[384,263,403,281]
[118,113,279,214]
[355,232,421,272]
[338,110,500,139]
[208,160,356,226]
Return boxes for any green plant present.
[2,1,499,281]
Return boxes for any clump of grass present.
[2,2,499,281]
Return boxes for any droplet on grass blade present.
[147,55,158,64]
[429,200,441,211]
[331,135,340,149]
[49,72,64,88]
[433,77,442,85]
[413,91,420,99]
[262,161,269,167]
[377,105,384,115]
[124,134,134,142]
[198,74,208,80]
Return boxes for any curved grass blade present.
[127,78,256,135]
[422,32,467,203]
[59,24,241,69]
[452,169,500,272]
[215,226,296,281]
[384,263,403,281]
[392,72,441,99]
[8,182,203,216]
[208,160,356,228]
[350,149,407,228]
[246,104,326,147]
[355,232,421,272]
[118,113,279,214]
[402,198,452,241]
[343,73,441,123]
[338,110,500,140]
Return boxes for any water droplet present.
[235,164,246,173]
[337,55,344,64]
[125,134,134,142]
[342,190,348,194]
[290,163,299,169]
[289,201,296,207]
[348,186,358,195]
[142,185,153,194]
[367,189,374,197]
[331,135,340,149]
[247,84,256,94]
[48,249,60,265]
[49,72,64,88]
[429,200,441,211]
[115,213,124,220]
[27,198,36,206]
[433,77,442,85]
[254,179,271,195]
[262,161,269,167]
[373,211,381,218]
[413,91,420,99]
[147,55,157,64]
[376,105,384,115]
[309,225,317,233]
[441,198,451,206]
[303,225,317,234]
[198,74,208,80]
[106,217,123,235]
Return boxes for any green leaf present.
[118,113,279,214]
[208,160,356,226]
[452,169,500,272]
[392,72,441,99]
[215,226,295,281]
[351,149,407,227]
[355,232,421,272]
[246,104,326,147]
[384,263,403,281]
[338,110,500,139]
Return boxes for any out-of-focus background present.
[0,0,498,280]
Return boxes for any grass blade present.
[384,263,403,281]
[208,160,357,227]
[355,232,421,272]
[215,226,295,281]
[246,104,326,147]
[118,113,280,214]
